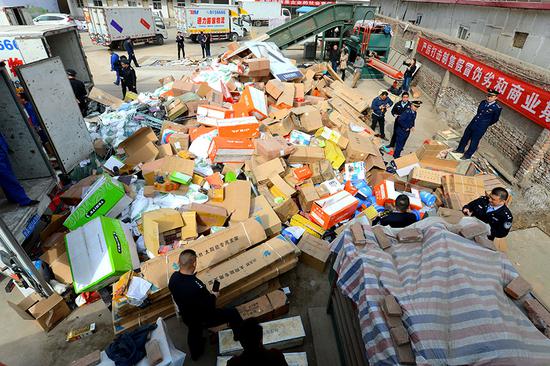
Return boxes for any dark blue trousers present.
[456,123,488,158]
[0,137,32,205]
[393,128,410,159]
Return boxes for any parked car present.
[33,13,76,26]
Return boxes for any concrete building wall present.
[378,15,550,187]
[372,0,550,69]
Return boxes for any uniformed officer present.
[66,69,87,116]
[370,91,394,140]
[455,88,502,160]
[373,194,417,228]
[462,187,513,240]
[393,100,422,159]
[387,92,411,149]
[119,59,137,99]
[168,249,243,361]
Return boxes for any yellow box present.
[289,214,326,238]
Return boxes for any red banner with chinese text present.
[281,0,334,6]
[417,37,550,129]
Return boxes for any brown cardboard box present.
[170,133,190,152]
[141,156,194,186]
[345,133,385,171]
[60,176,101,205]
[142,209,198,255]
[394,153,421,177]
[157,144,174,158]
[7,293,70,332]
[436,207,464,224]
[297,233,331,272]
[415,143,448,159]
[250,195,282,236]
[266,114,295,136]
[298,181,320,212]
[246,58,270,77]
[277,83,295,107]
[251,158,286,182]
[181,203,228,229]
[237,289,289,321]
[223,180,251,222]
[294,83,305,101]
[196,82,213,98]
[292,106,323,133]
[269,174,296,198]
[287,146,325,164]
[420,156,460,173]
[166,98,188,120]
[442,175,485,196]
[141,218,266,288]
[255,136,296,160]
[171,80,196,95]
[119,127,159,167]
[159,75,175,85]
[88,87,124,109]
[266,80,285,99]
[310,160,335,185]
[408,167,449,189]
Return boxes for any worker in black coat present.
[463,187,513,240]
[176,31,185,59]
[393,100,422,159]
[119,59,137,99]
[373,194,417,228]
[66,68,87,116]
[455,88,502,160]
[387,92,411,149]
[169,249,243,361]
[123,37,140,67]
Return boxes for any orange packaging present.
[293,166,312,181]
[344,181,358,196]
[217,117,260,139]
[239,86,268,120]
[206,173,224,188]
[373,180,422,210]
[208,137,255,163]
[310,190,359,230]
[197,104,233,124]
[189,126,217,141]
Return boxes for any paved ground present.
[1,25,549,366]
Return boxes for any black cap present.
[121,59,130,65]
[411,100,422,107]
[380,91,388,96]
[487,88,500,96]
[66,68,77,77]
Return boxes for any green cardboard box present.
[65,216,139,294]
[63,174,127,231]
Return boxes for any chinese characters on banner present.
[417,37,550,129]
[196,16,226,25]
[281,0,334,6]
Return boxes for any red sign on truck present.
[417,37,550,129]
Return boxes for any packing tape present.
[264,241,283,277]
[241,222,251,245]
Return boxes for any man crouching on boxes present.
[462,187,513,240]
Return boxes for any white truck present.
[240,2,290,27]
[0,25,93,88]
[0,6,33,26]
[175,5,251,42]
[83,6,168,49]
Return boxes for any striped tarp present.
[331,217,550,365]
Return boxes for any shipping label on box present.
[310,190,359,229]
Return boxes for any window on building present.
[458,25,469,40]
[513,31,529,49]
[76,0,84,7]
[128,0,138,6]
[93,0,103,6]
[416,13,423,25]
[153,0,162,9]
[176,0,186,6]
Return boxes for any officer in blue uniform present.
[455,88,502,160]
[462,187,513,240]
[0,133,38,207]
[387,92,411,149]
[393,100,422,159]
[370,91,393,139]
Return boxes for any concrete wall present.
[379,15,550,187]
[371,0,550,69]
[1,0,59,17]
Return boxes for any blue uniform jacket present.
[397,108,416,130]
[371,96,393,116]
[470,100,502,128]
[391,100,411,117]
[110,53,120,71]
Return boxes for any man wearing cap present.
[463,187,513,240]
[67,69,87,116]
[120,59,137,99]
[455,89,502,160]
[370,91,393,140]
[387,92,411,149]
[393,100,421,159]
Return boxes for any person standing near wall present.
[402,58,417,92]
[339,48,348,81]
[176,31,186,60]
[352,55,365,88]
[66,69,87,116]
[123,37,140,67]
[454,89,502,160]
[370,91,393,140]
[393,100,422,158]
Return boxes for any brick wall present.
[532,153,550,186]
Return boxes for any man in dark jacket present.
[370,91,394,140]
[119,59,137,99]
[455,88,502,160]
[176,31,185,59]
[205,33,211,57]
[169,250,242,361]
[463,187,513,240]
[393,100,421,158]
[198,32,207,58]
[402,58,417,92]
[373,194,417,228]
[66,68,87,116]
[329,44,339,72]
[123,37,139,67]
[388,92,411,149]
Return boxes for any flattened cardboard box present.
[251,158,286,182]
[118,127,159,167]
[222,180,251,222]
[141,218,266,288]
[142,208,197,255]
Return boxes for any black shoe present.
[460,155,471,160]
[453,150,464,154]
[20,200,39,207]
[380,135,388,141]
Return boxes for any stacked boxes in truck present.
[176,5,251,42]
[0,25,93,88]
[84,6,167,49]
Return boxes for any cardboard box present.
[269,174,296,198]
[142,209,197,255]
[408,167,449,189]
[266,114,294,136]
[169,133,190,152]
[223,180,251,222]
[118,127,159,167]
[141,156,195,186]
[266,80,284,99]
[141,219,267,289]
[236,289,289,321]
[197,104,233,121]
[66,217,139,293]
[208,137,255,163]
[442,175,485,196]
[166,98,188,120]
[310,191,359,229]
[246,58,270,77]
[436,207,464,224]
[297,234,331,272]
[416,143,448,159]
[420,156,460,173]
[297,181,320,212]
[217,117,260,139]
[157,144,174,158]
[273,198,299,223]
[310,160,335,185]
[88,87,124,109]
[276,83,295,107]
[394,153,421,177]
[251,158,286,182]
[287,146,325,164]
[240,86,268,120]
[315,126,348,150]
[255,136,296,160]
[63,174,128,231]
[324,140,345,169]
[250,195,282,236]
[374,180,422,210]
[8,293,70,332]
[289,214,326,238]
[292,106,323,133]
[346,133,385,171]
[182,203,228,229]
